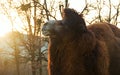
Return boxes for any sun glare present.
[0,25,12,37]
[0,15,12,37]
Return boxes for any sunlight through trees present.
[0,0,120,75]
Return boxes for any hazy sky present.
[0,0,120,37]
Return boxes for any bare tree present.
[0,1,21,75]
[17,0,48,75]
[81,0,120,26]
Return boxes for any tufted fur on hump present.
[108,23,120,38]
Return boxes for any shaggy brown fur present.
[88,23,120,75]
[42,8,120,75]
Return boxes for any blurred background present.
[0,0,120,75]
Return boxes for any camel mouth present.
[42,30,51,36]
